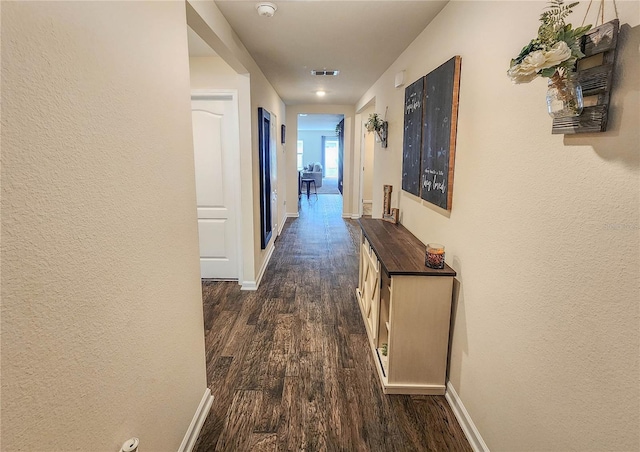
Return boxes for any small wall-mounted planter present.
[377,121,388,148]
[552,19,619,134]
[366,113,388,148]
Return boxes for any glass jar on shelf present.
[425,243,445,269]
[546,70,584,118]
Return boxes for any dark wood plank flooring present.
[194,194,472,452]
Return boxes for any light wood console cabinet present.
[355,219,456,395]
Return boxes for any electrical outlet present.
[120,437,139,452]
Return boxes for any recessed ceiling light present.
[316,91,326,97]
[256,2,277,17]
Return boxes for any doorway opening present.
[297,113,344,197]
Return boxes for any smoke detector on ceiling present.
[256,2,277,17]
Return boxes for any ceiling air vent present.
[311,70,340,76]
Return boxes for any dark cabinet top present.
[358,218,456,277]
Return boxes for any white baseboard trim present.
[241,242,274,291]
[342,213,352,219]
[350,214,361,220]
[445,381,489,452]
[278,214,287,235]
[241,281,258,290]
[286,212,299,218]
[178,388,213,452]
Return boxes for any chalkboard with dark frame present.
[401,77,425,197]
[420,56,461,211]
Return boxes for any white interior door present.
[191,93,239,279]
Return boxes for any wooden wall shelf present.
[552,19,620,134]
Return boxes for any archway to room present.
[297,113,345,202]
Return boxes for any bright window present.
[323,138,339,178]
[296,140,304,170]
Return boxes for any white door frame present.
[358,119,366,218]
[191,89,243,283]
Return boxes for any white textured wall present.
[247,63,286,276]
[357,1,639,450]
[1,2,207,450]
[298,130,337,167]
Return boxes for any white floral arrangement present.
[508,0,591,84]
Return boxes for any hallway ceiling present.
[298,114,344,131]
[213,0,448,105]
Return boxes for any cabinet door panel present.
[361,245,380,342]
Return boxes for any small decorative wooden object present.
[382,185,399,224]
[552,19,619,134]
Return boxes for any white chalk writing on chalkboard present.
[423,174,447,193]
[405,92,422,115]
